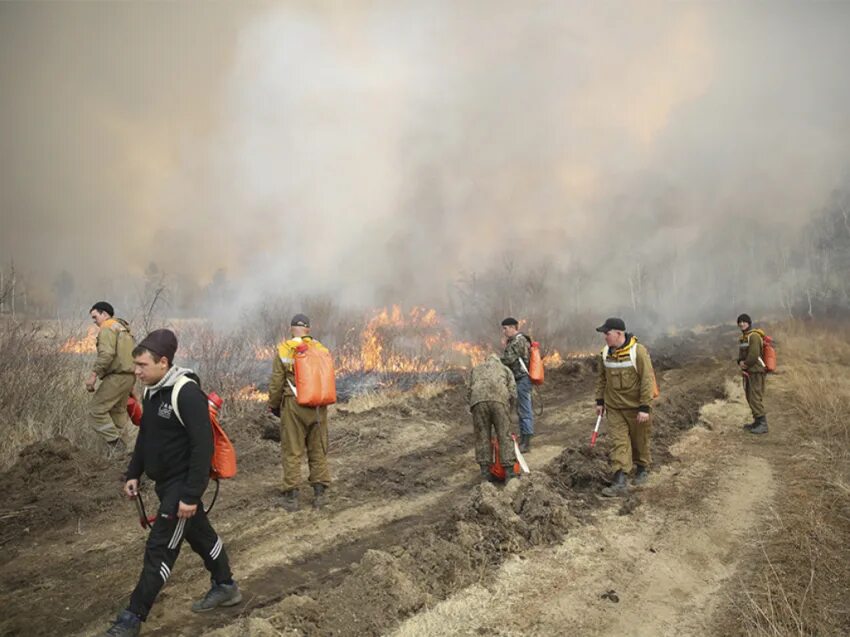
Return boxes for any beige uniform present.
[595,335,657,474]
[738,328,766,419]
[89,318,136,443]
[268,336,331,492]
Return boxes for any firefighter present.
[268,314,331,512]
[594,318,658,497]
[468,354,517,481]
[500,317,534,452]
[737,313,768,434]
[85,301,136,456]
[100,329,241,637]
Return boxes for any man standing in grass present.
[86,301,136,457]
[737,313,768,435]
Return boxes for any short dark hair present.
[90,301,114,316]
[501,317,519,327]
[737,313,752,326]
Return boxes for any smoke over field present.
[2,1,850,332]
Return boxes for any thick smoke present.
[2,1,849,326]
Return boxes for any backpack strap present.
[170,376,197,427]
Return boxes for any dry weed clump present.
[0,321,92,469]
[735,321,850,637]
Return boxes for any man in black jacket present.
[99,329,241,637]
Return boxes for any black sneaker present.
[312,484,326,510]
[633,465,650,486]
[191,580,243,613]
[101,610,141,637]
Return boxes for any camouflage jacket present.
[93,318,135,378]
[467,355,517,408]
[501,333,531,380]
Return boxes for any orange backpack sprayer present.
[528,341,544,385]
[293,341,337,407]
[128,379,237,527]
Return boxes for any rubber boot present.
[748,415,768,435]
[633,464,650,486]
[601,470,628,497]
[479,465,492,481]
[312,484,326,510]
[280,489,300,512]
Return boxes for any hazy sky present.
[2,1,849,317]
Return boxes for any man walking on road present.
[737,313,769,434]
[99,329,241,637]
[594,318,658,497]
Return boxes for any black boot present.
[633,465,650,486]
[280,489,300,512]
[519,434,532,453]
[749,416,768,434]
[312,484,326,510]
[742,420,756,430]
[601,470,628,497]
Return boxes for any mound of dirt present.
[0,437,119,557]
[264,475,577,636]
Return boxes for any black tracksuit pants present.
[128,476,232,620]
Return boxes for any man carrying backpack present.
[100,329,241,637]
[500,317,534,452]
[737,313,768,434]
[86,301,136,457]
[268,314,332,512]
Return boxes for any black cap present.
[501,317,519,327]
[737,313,752,325]
[138,329,178,364]
[291,314,310,328]
[90,301,114,316]
[596,317,626,333]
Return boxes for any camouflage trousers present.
[280,398,330,492]
[743,372,766,419]
[607,408,651,474]
[472,401,516,467]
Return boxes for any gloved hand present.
[269,406,281,418]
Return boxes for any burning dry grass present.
[733,320,850,637]
[341,381,451,414]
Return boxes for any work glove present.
[270,406,281,418]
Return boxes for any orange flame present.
[60,325,98,354]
